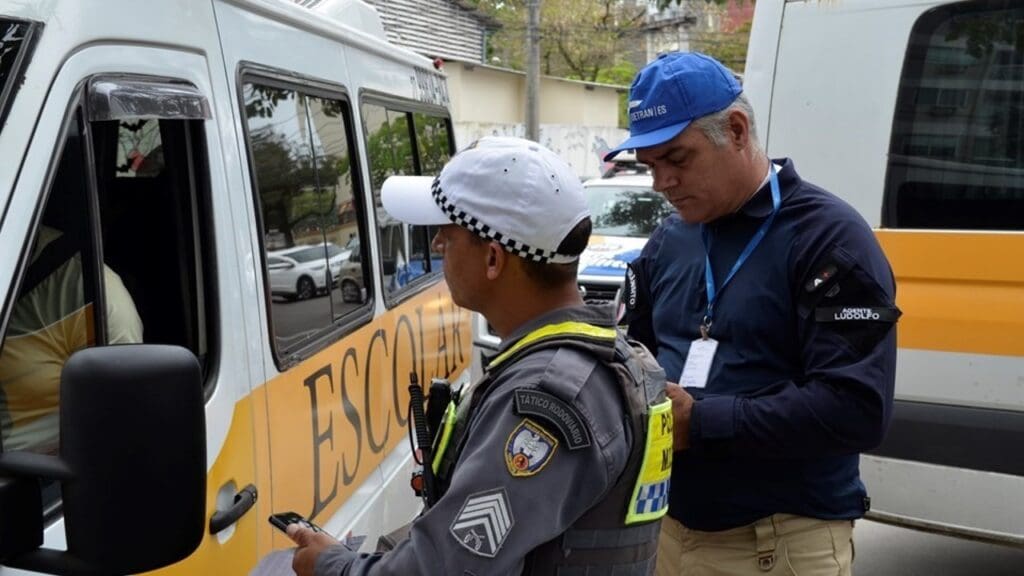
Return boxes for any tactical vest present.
[432,321,672,575]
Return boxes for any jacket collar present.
[736,157,799,219]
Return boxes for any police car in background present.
[471,156,672,377]
[578,158,672,307]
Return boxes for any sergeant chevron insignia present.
[450,488,514,558]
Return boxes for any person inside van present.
[0,225,143,454]
[605,52,899,576]
[287,136,671,576]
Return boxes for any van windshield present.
[0,18,36,132]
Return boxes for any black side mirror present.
[0,344,206,575]
[0,474,43,563]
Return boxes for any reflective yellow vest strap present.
[625,398,673,524]
[433,321,616,482]
[431,401,457,475]
[487,321,617,371]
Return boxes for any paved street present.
[856,520,1024,575]
[271,288,363,345]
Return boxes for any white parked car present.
[336,238,366,303]
[267,242,349,300]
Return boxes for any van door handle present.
[209,483,258,534]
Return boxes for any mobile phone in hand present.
[268,511,324,535]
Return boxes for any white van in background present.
[0,1,468,574]
[746,0,1023,546]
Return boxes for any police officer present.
[605,53,900,575]
[288,136,672,576]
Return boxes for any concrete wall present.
[447,63,523,124]
[445,61,628,180]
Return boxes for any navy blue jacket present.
[624,159,898,531]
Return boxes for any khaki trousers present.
[656,514,854,576]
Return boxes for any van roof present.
[233,0,382,43]
[227,0,436,69]
[0,0,445,213]
[2,0,436,71]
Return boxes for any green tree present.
[468,1,756,86]
[363,111,453,187]
[413,113,453,175]
[470,0,646,83]
[946,10,1024,58]
[364,115,414,189]
[251,129,347,245]
[693,19,751,73]
[658,0,744,7]
[596,60,639,128]
[649,1,752,73]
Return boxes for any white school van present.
[746,0,1023,546]
[0,1,469,574]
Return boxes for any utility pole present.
[525,0,541,142]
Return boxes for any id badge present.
[679,337,718,389]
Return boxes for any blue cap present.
[604,52,742,161]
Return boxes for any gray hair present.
[692,92,762,154]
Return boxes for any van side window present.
[1,18,38,133]
[884,1,1024,230]
[242,81,370,362]
[362,102,453,303]
[412,112,451,265]
[413,112,451,175]
[0,83,213,464]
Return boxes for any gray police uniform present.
[313,304,669,576]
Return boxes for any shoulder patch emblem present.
[450,488,514,558]
[513,389,592,450]
[505,419,558,477]
[805,263,839,293]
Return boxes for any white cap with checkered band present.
[381,137,590,264]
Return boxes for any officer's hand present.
[666,382,693,450]
[288,523,341,576]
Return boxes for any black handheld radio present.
[407,373,438,507]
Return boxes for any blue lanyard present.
[701,167,781,333]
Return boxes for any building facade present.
[292,0,629,178]
[363,0,499,64]
[640,0,754,69]
[444,60,627,179]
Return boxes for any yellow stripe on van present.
[149,283,470,574]
[259,285,470,554]
[876,230,1024,357]
[145,398,259,576]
